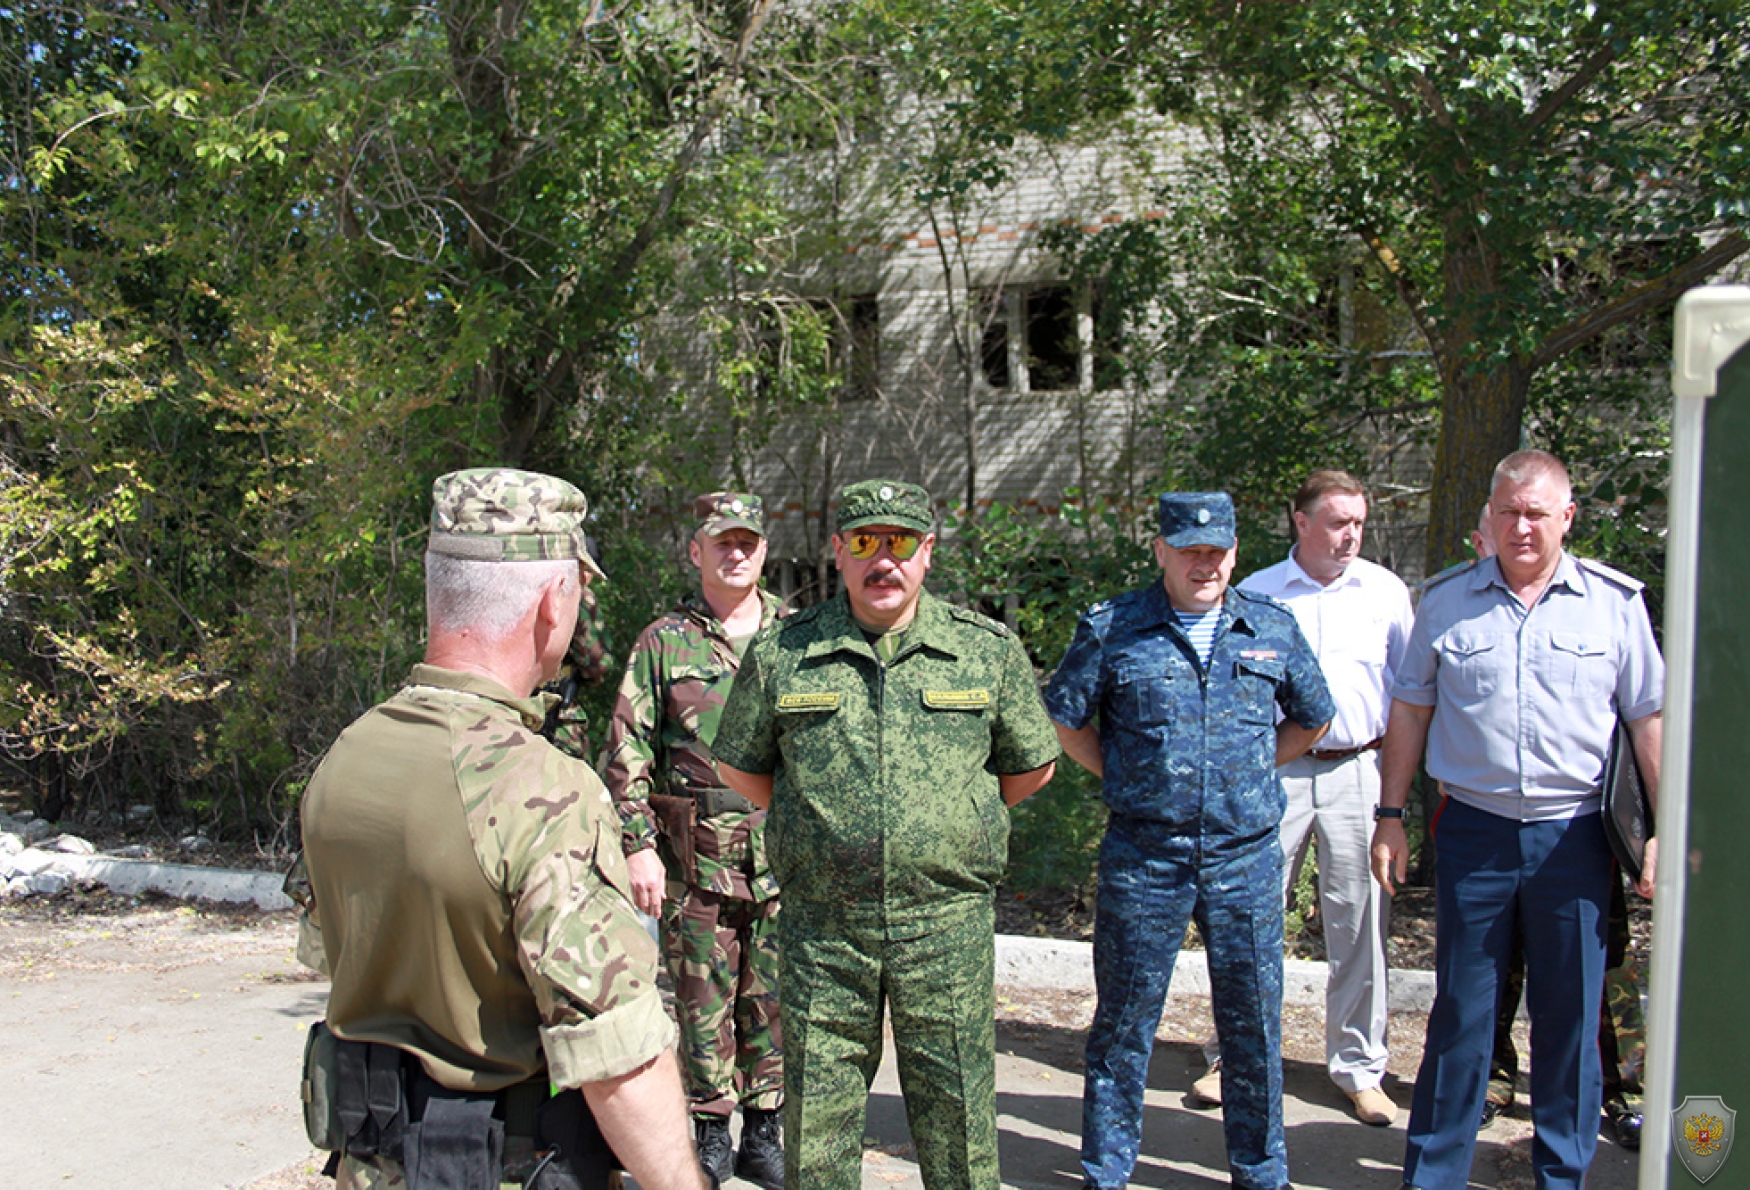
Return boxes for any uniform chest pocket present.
[666,661,725,735]
[1113,664,1179,728]
[920,688,993,748]
[1233,657,1285,723]
[1439,632,1502,700]
[1549,632,1614,699]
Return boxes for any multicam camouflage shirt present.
[711,590,1062,928]
[599,589,786,902]
[300,664,673,1091]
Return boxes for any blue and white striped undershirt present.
[1173,606,1222,669]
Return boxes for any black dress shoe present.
[1606,1101,1643,1151]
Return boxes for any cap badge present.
[1197,508,1211,524]
[879,485,894,500]
[730,498,744,514]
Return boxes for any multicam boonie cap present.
[695,491,765,537]
[835,479,934,534]
[428,467,607,581]
[1158,491,1236,550]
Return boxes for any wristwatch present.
[1373,805,1406,821]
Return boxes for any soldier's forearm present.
[999,761,1056,806]
[1053,721,1103,777]
[1274,719,1328,767]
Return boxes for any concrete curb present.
[16,852,1438,1012]
[9,848,294,911]
[995,932,1437,1013]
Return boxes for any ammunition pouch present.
[302,1021,408,1161]
[648,793,698,882]
[302,1020,617,1188]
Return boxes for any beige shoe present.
[1348,1085,1398,1127]
[1190,1059,1223,1106]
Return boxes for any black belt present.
[1309,737,1383,762]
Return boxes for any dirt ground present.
[0,885,1591,1190]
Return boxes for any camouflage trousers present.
[779,895,1000,1190]
[1083,820,1287,1190]
[661,885,783,1117]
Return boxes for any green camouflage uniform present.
[546,584,615,761]
[599,587,787,1120]
[301,469,665,1189]
[714,502,1060,1190]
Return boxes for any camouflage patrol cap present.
[695,491,765,537]
[1158,491,1236,550]
[835,479,934,534]
[428,468,607,581]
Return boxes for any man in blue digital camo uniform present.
[1046,492,1334,1190]
[1371,451,1662,1190]
[710,479,1062,1190]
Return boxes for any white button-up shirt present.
[1239,550,1413,752]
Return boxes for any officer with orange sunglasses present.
[712,479,1061,1190]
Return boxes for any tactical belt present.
[695,786,755,817]
[1309,737,1384,762]
[305,1023,617,1189]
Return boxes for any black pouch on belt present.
[524,1088,620,1190]
[333,1033,409,1161]
[402,1075,505,1190]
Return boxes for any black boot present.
[695,1114,733,1184]
[734,1106,785,1190]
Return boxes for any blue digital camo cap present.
[1158,491,1236,549]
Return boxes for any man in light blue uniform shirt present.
[1371,450,1662,1190]
[1047,491,1334,1190]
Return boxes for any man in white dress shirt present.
[1196,470,1413,1126]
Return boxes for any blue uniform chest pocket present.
[1549,631,1614,699]
[1113,662,1181,728]
[1233,656,1284,723]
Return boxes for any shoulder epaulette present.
[1231,586,1289,614]
[780,602,828,629]
[1420,559,1476,592]
[947,604,1012,637]
[1576,555,1645,595]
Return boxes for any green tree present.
[1161,0,1749,569]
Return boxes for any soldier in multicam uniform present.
[711,480,1061,1190]
[298,468,708,1190]
[1046,492,1335,1190]
[599,491,787,1189]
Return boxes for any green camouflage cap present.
[428,467,607,581]
[835,479,934,534]
[694,491,765,537]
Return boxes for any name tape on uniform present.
[922,689,991,710]
[777,692,841,712]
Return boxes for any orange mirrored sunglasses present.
[843,531,922,561]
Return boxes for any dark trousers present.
[1403,800,1611,1190]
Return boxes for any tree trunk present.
[1424,356,1531,574]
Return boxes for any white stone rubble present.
[0,810,291,909]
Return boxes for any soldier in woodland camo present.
[298,468,705,1190]
[599,492,786,1189]
[712,480,1061,1190]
